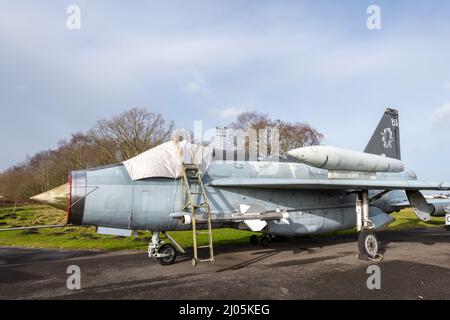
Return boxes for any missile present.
[171,211,289,224]
[287,146,404,173]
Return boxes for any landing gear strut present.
[148,231,185,266]
[356,191,383,261]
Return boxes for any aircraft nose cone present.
[30,183,69,211]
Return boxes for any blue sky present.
[1,0,450,179]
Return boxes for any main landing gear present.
[356,191,383,261]
[250,234,272,247]
[358,229,380,259]
[148,231,186,266]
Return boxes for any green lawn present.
[0,205,258,251]
[0,204,446,251]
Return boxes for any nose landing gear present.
[158,243,177,266]
[148,231,186,266]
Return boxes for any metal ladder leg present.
[196,171,215,264]
[176,142,215,266]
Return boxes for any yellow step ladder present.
[177,144,215,266]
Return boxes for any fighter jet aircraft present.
[8,108,450,266]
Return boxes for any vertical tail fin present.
[364,108,401,160]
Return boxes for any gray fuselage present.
[68,160,417,236]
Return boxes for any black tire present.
[250,235,259,245]
[158,244,177,266]
[259,235,271,247]
[358,230,379,259]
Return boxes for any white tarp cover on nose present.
[122,140,213,180]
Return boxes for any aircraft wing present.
[209,178,450,191]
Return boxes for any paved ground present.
[1,228,450,300]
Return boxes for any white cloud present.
[209,107,246,120]
[431,102,450,126]
[2,1,450,178]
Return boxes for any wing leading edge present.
[209,178,450,191]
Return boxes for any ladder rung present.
[199,259,212,263]
[198,245,211,249]
[192,204,208,209]
[196,231,210,235]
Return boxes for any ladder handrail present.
[175,141,215,266]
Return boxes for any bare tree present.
[57,133,103,170]
[274,120,324,156]
[0,108,176,200]
[0,107,324,201]
[0,165,33,201]
[230,111,271,132]
[229,111,271,157]
[229,111,323,157]
[88,108,175,163]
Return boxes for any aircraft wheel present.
[259,235,271,247]
[158,244,177,266]
[358,230,379,259]
[250,235,259,245]
[192,258,198,267]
